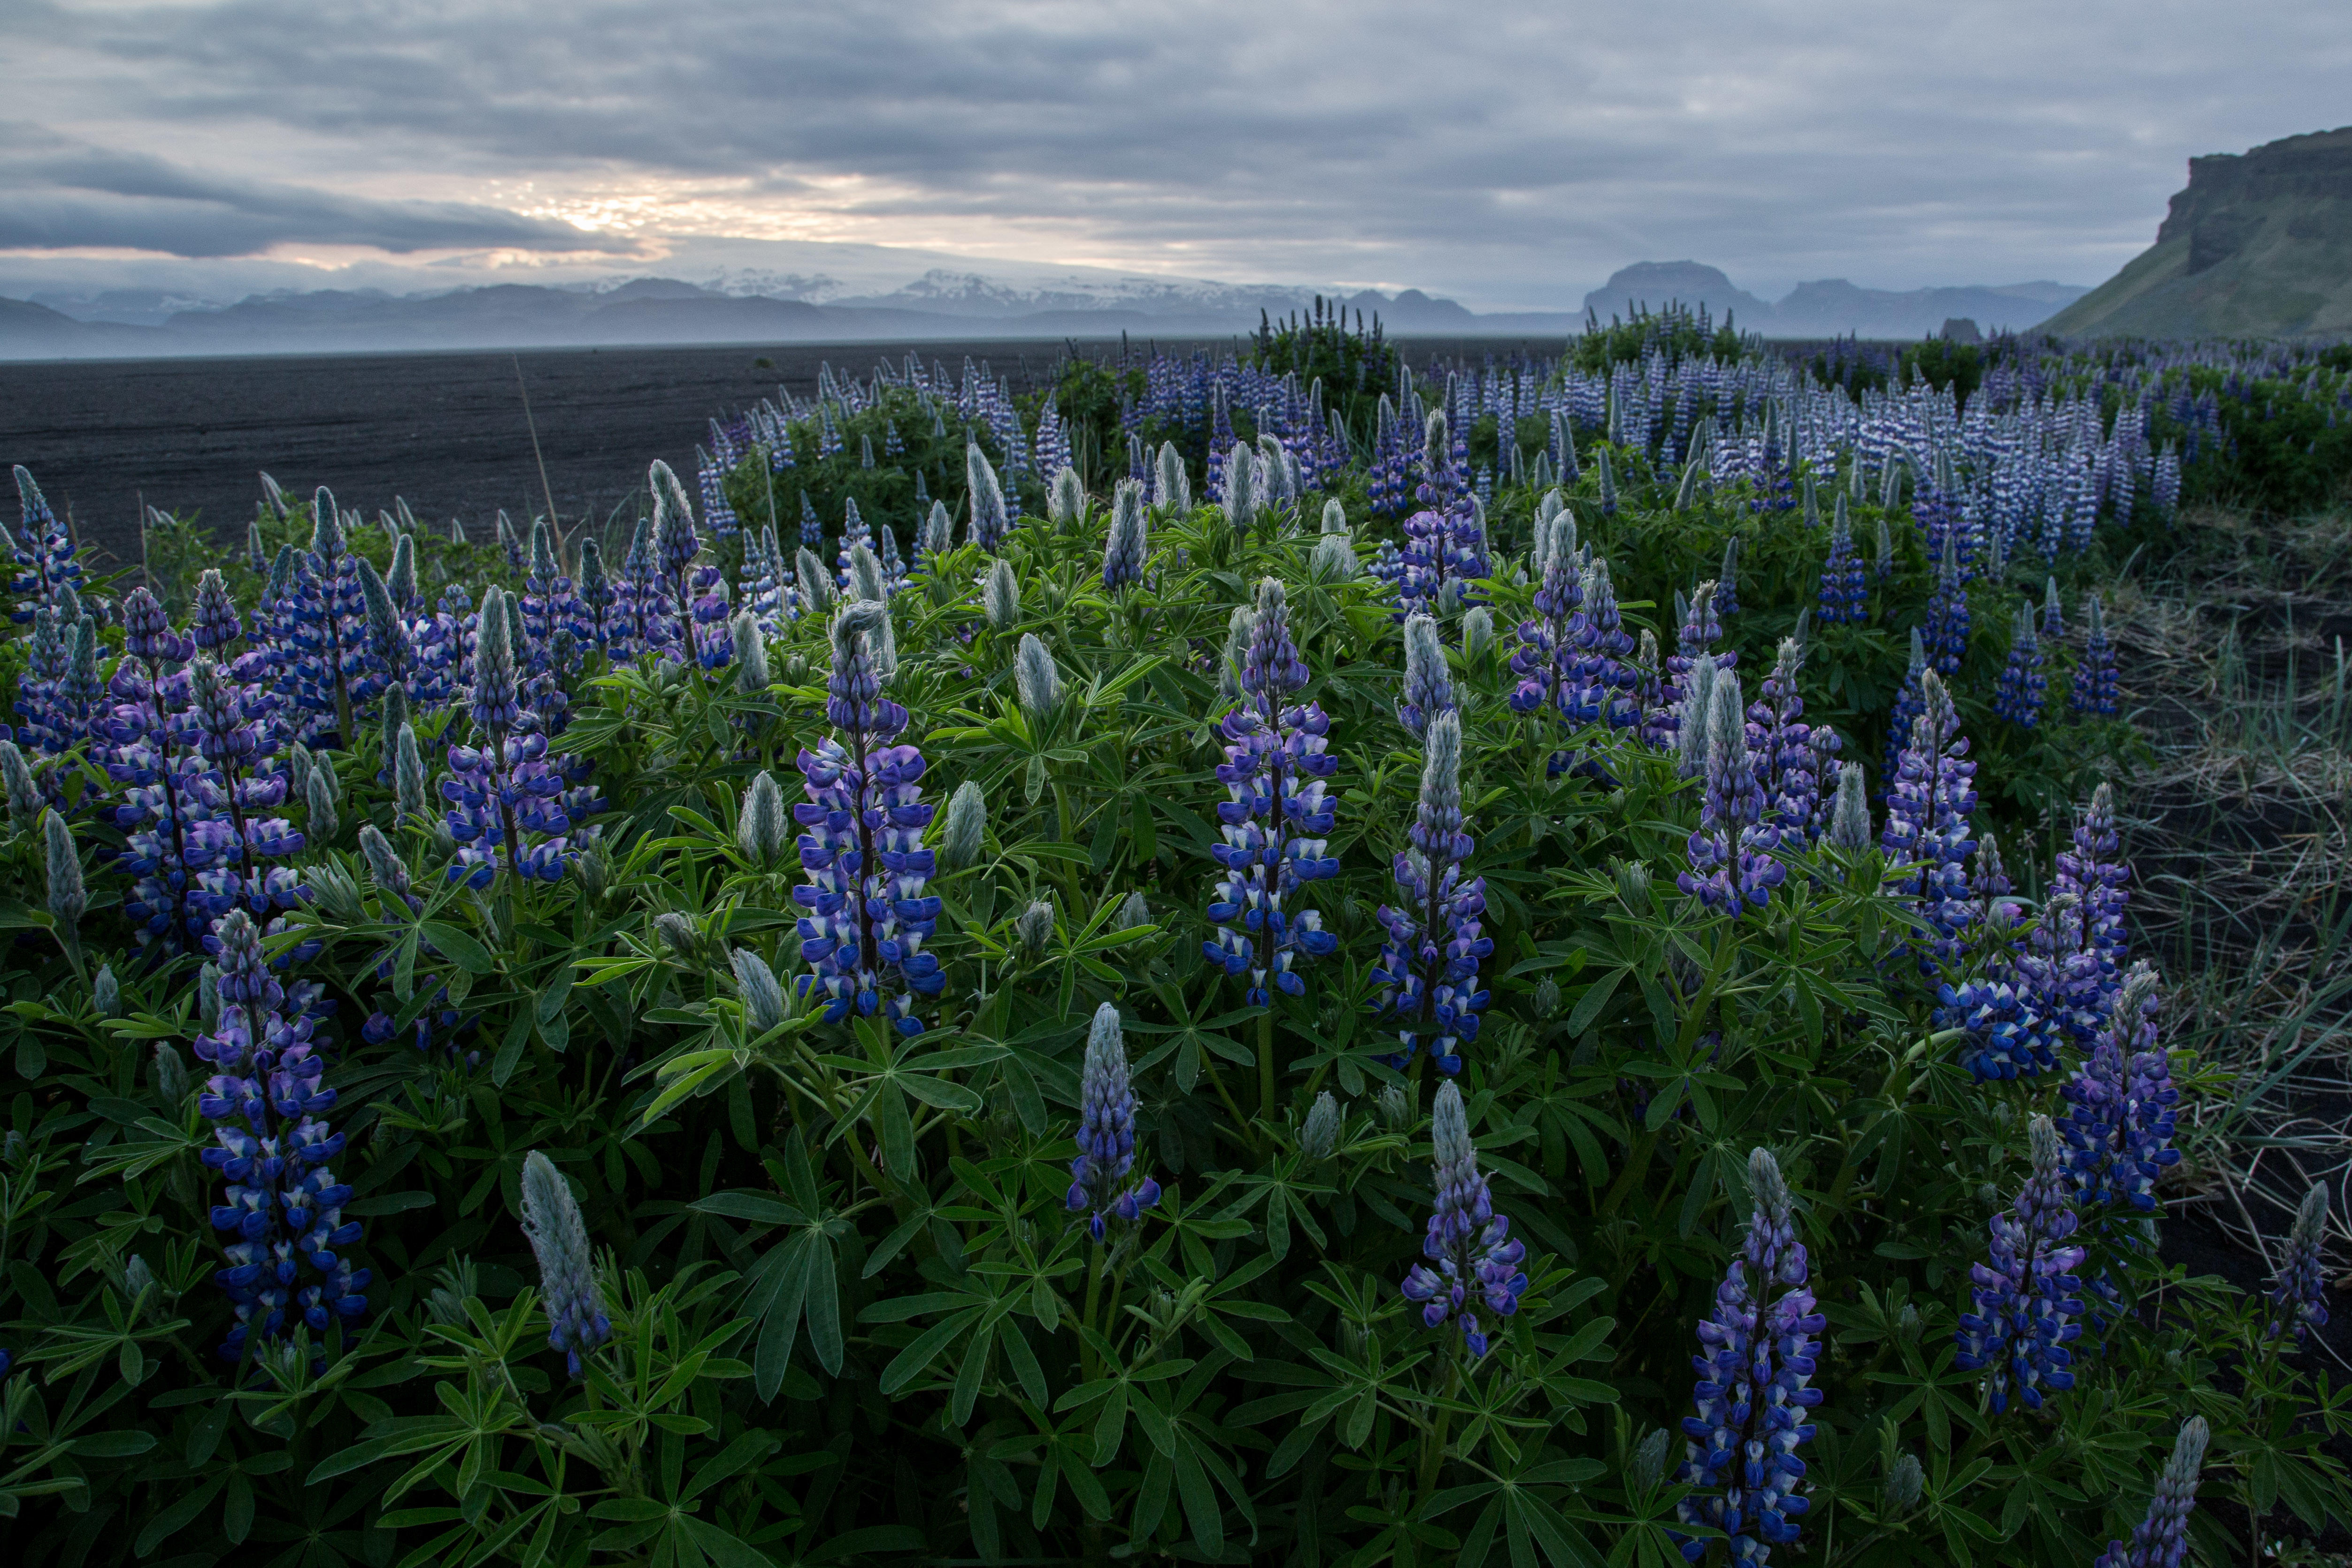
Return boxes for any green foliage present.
[0,430,2340,1568]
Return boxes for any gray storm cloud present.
[8,0,2352,300]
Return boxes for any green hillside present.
[2046,124,2352,338]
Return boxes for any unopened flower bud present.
[1301,1091,1340,1160]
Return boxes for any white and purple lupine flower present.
[791,601,944,1034]
[1393,413,1489,615]
[967,442,1010,552]
[1955,1115,2086,1413]
[519,1149,611,1377]
[2266,1183,2331,1347]
[1399,1081,1528,1360]
[1206,580,1340,1007]
[1680,673,1783,918]
[1922,534,1970,677]
[441,587,600,887]
[285,488,377,747]
[2092,1416,2208,1568]
[1653,580,1733,753]
[1746,639,1818,836]
[2060,964,2180,1214]
[1066,1003,1161,1242]
[1674,1148,1825,1565]
[1371,709,1490,1073]
[2053,783,2132,1016]
[195,908,369,1360]
[1507,513,1583,722]
[1879,671,1977,970]
[1878,628,1929,801]
[649,460,705,659]
[1397,612,1454,738]
[7,466,85,629]
[1102,479,1149,592]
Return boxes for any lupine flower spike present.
[518,1150,610,1377]
[1206,580,1339,1004]
[2092,1416,2208,1568]
[1955,1115,2085,1412]
[1675,1148,1825,1563]
[1066,1004,1161,1242]
[2266,1182,2331,1346]
[1399,1081,1528,1358]
[1371,709,1491,1073]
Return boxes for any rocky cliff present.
[2044,126,2352,338]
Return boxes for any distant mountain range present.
[2045,126,2352,338]
[1578,261,2088,338]
[0,235,2090,358]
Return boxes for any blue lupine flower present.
[1674,1148,1825,1564]
[2041,576,2065,639]
[1371,709,1491,1073]
[2053,782,2131,1002]
[1398,612,1454,738]
[2093,1417,2208,1568]
[1879,629,1928,801]
[1660,581,1732,754]
[1817,498,1868,624]
[195,908,368,1360]
[286,488,377,746]
[1922,534,1969,676]
[1065,1003,1161,1243]
[2071,593,2119,718]
[8,466,85,626]
[1102,479,1149,592]
[2266,1183,2331,1347]
[2060,964,2179,1214]
[519,1150,610,1377]
[1955,1115,2086,1413]
[1993,607,2046,728]
[440,587,600,887]
[191,570,241,653]
[1880,671,1977,970]
[1206,580,1340,1006]
[1680,672,1783,917]
[1399,1081,1529,1359]
[791,602,943,1033]
[1507,513,1582,720]
[1746,638,1818,835]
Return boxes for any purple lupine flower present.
[1398,612,1454,738]
[1206,580,1340,1006]
[1817,499,1868,625]
[8,466,85,627]
[1680,671,1783,917]
[2060,964,2180,1214]
[1746,638,1817,833]
[2041,577,2065,638]
[2266,1183,2331,1347]
[441,586,599,887]
[1879,628,1928,802]
[286,489,376,746]
[1923,535,1970,677]
[2072,594,2119,718]
[1371,710,1491,1073]
[1880,671,1977,970]
[1675,1148,1824,1564]
[519,1150,610,1376]
[616,517,677,660]
[1507,515,1582,722]
[1955,1115,2086,1413]
[967,442,1010,551]
[1661,581,1733,754]
[1563,558,1641,736]
[2052,782,2132,1031]
[650,461,703,660]
[191,570,241,653]
[791,601,943,1033]
[576,537,621,653]
[1065,1004,1161,1242]
[1400,1080,1529,1359]
[2092,1417,2208,1568]
[194,908,369,1360]
[1937,832,2060,1082]
[1713,536,1742,620]
[1394,413,1489,614]
[1993,606,2046,728]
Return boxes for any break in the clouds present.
[8,0,2352,305]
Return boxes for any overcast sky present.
[8,0,2350,308]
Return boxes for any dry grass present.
[2108,505,2352,1328]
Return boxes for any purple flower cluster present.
[441,587,601,887]
[1815,499,1868,625]
[2060,964,2180,1214]
[2071,594,2120,719]
[1746,639,1821,836]
[2266,1184,2331,1347]
[1066,1004,1161,1242]
[1675,1148,1825,1564]
[1955,1115,2086,1413]
[195,909,369,1360]
[1400,1081,1529,1359]
[1371,710,1491,1074]
[1879,672,1978,970]
[2093,1417,2208,1568]
[1994,607,2046,728]
[1679,672,1784,917]
[1206,580,1340,1006]
[1508,520,1640,772]
[792,601,944,1033]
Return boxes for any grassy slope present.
[2047,204,2352,338]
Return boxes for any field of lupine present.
[2,307,2350,1568]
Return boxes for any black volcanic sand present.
[0,335,1571,570]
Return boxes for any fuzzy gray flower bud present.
[938,780,986,870]
[983,557,1020,630]
[1301,1091,1341,1160]
[731,949,787,1033]
[1015,633,1062,720]
[738,771,790,866]
[1015,898,1055,957]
